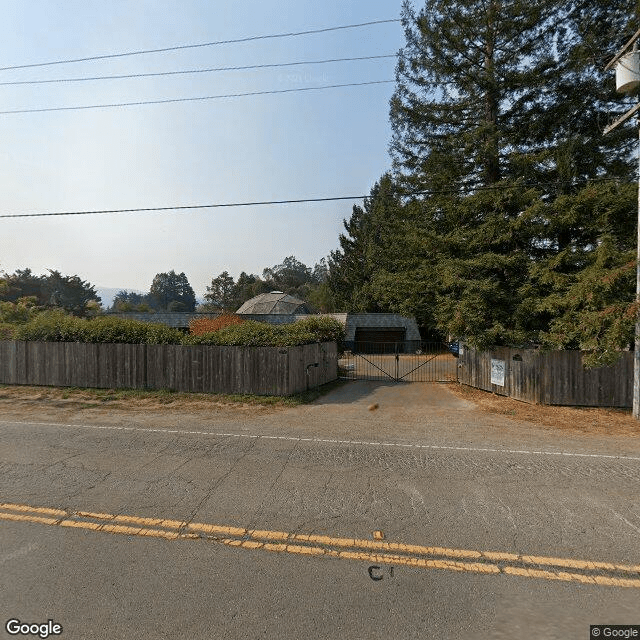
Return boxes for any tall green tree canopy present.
[111,290,152,312]
[0,268,100,317]
[1,268,45,303]
[204,271,236,312]
[327,0,638,357]
[263,256,313,297]
[149,270,196,312]
[390,0,637,194]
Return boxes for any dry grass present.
[0,380,346,413]
[447,382,640,437]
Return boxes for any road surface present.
[1,382,639,639]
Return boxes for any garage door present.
[354,328,406,353]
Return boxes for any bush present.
[14,311,183,344]
[0,297,40,325]
[189,314,245,336]
[0,323,16,339]
[185,321,284,346]
[185,316,344,347]
[13,310,88,342]
[291,316,344,344]
[11,311,344,347]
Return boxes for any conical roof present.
[236,291,311,315]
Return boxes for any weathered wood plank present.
[0,341,338,396]
[459,345,633,407]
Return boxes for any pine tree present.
[390,0,637,194]
[529,182,637,364]
[386,0,638,351]
[328,175,403,313]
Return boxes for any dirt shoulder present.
[2,381,639,442]
[0,384,291,417]
[447,382,640,438]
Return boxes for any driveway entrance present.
[338,341,458,382]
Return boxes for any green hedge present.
[185,316,344,347]
[13,311,184,344]
[10,311,344,347]
[0,323,15,340]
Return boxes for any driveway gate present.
[338,341,458,382]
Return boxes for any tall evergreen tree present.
[385,0,637,351]
[149,271,196,312]
[328,174,404,314]
[390,0,637,194]
[0,268,44,302]
[204,271,236,312]
[42,270,101,317]
[529,182,637,364]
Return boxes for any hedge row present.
[189,313,245,335]
[185,316,344,347]
[7,311,344,347]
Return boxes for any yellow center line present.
[1,500,639,588]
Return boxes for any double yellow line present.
[1,501,639,588]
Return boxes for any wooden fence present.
[457,345,633,407]
[0,341,337,396]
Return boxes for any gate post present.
[395,342,399,381]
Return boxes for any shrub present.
[85,316,183,344]
[11,311,343,347]
[13,310,88,342]
[185,316,344,347]
[14,311,183,344]
[290,316,345,344]
[185,321,283,346]
[0,323,16,339]
[189,314,245,336]
[0,296,40,324]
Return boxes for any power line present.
[1,196,369,218]
[0,178,629,219]
[0,55,398,86]
[0,80,396,115]
[0,19,401,73]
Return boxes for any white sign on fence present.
[490,359,505,386]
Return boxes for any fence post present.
[395,342,399,381]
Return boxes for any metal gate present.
[338,341,458,382]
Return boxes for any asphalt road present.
[1,382,639,639]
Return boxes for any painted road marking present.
[2,420,639,462]
[1,501,639,588]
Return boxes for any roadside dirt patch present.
[0,385,282,416]
[447,382,640,437]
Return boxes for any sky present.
[0,1,405,301]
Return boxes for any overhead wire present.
[0,54,398,86]
[0,80,396,115]
[0,19,401,72]
[0,178,628,219]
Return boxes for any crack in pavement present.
[178,435,260,535]
[245,439,300,532]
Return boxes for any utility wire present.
[0,80,396,115]
[0,54,398,86]
[0,19,401,73]
[0,178,628,219]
